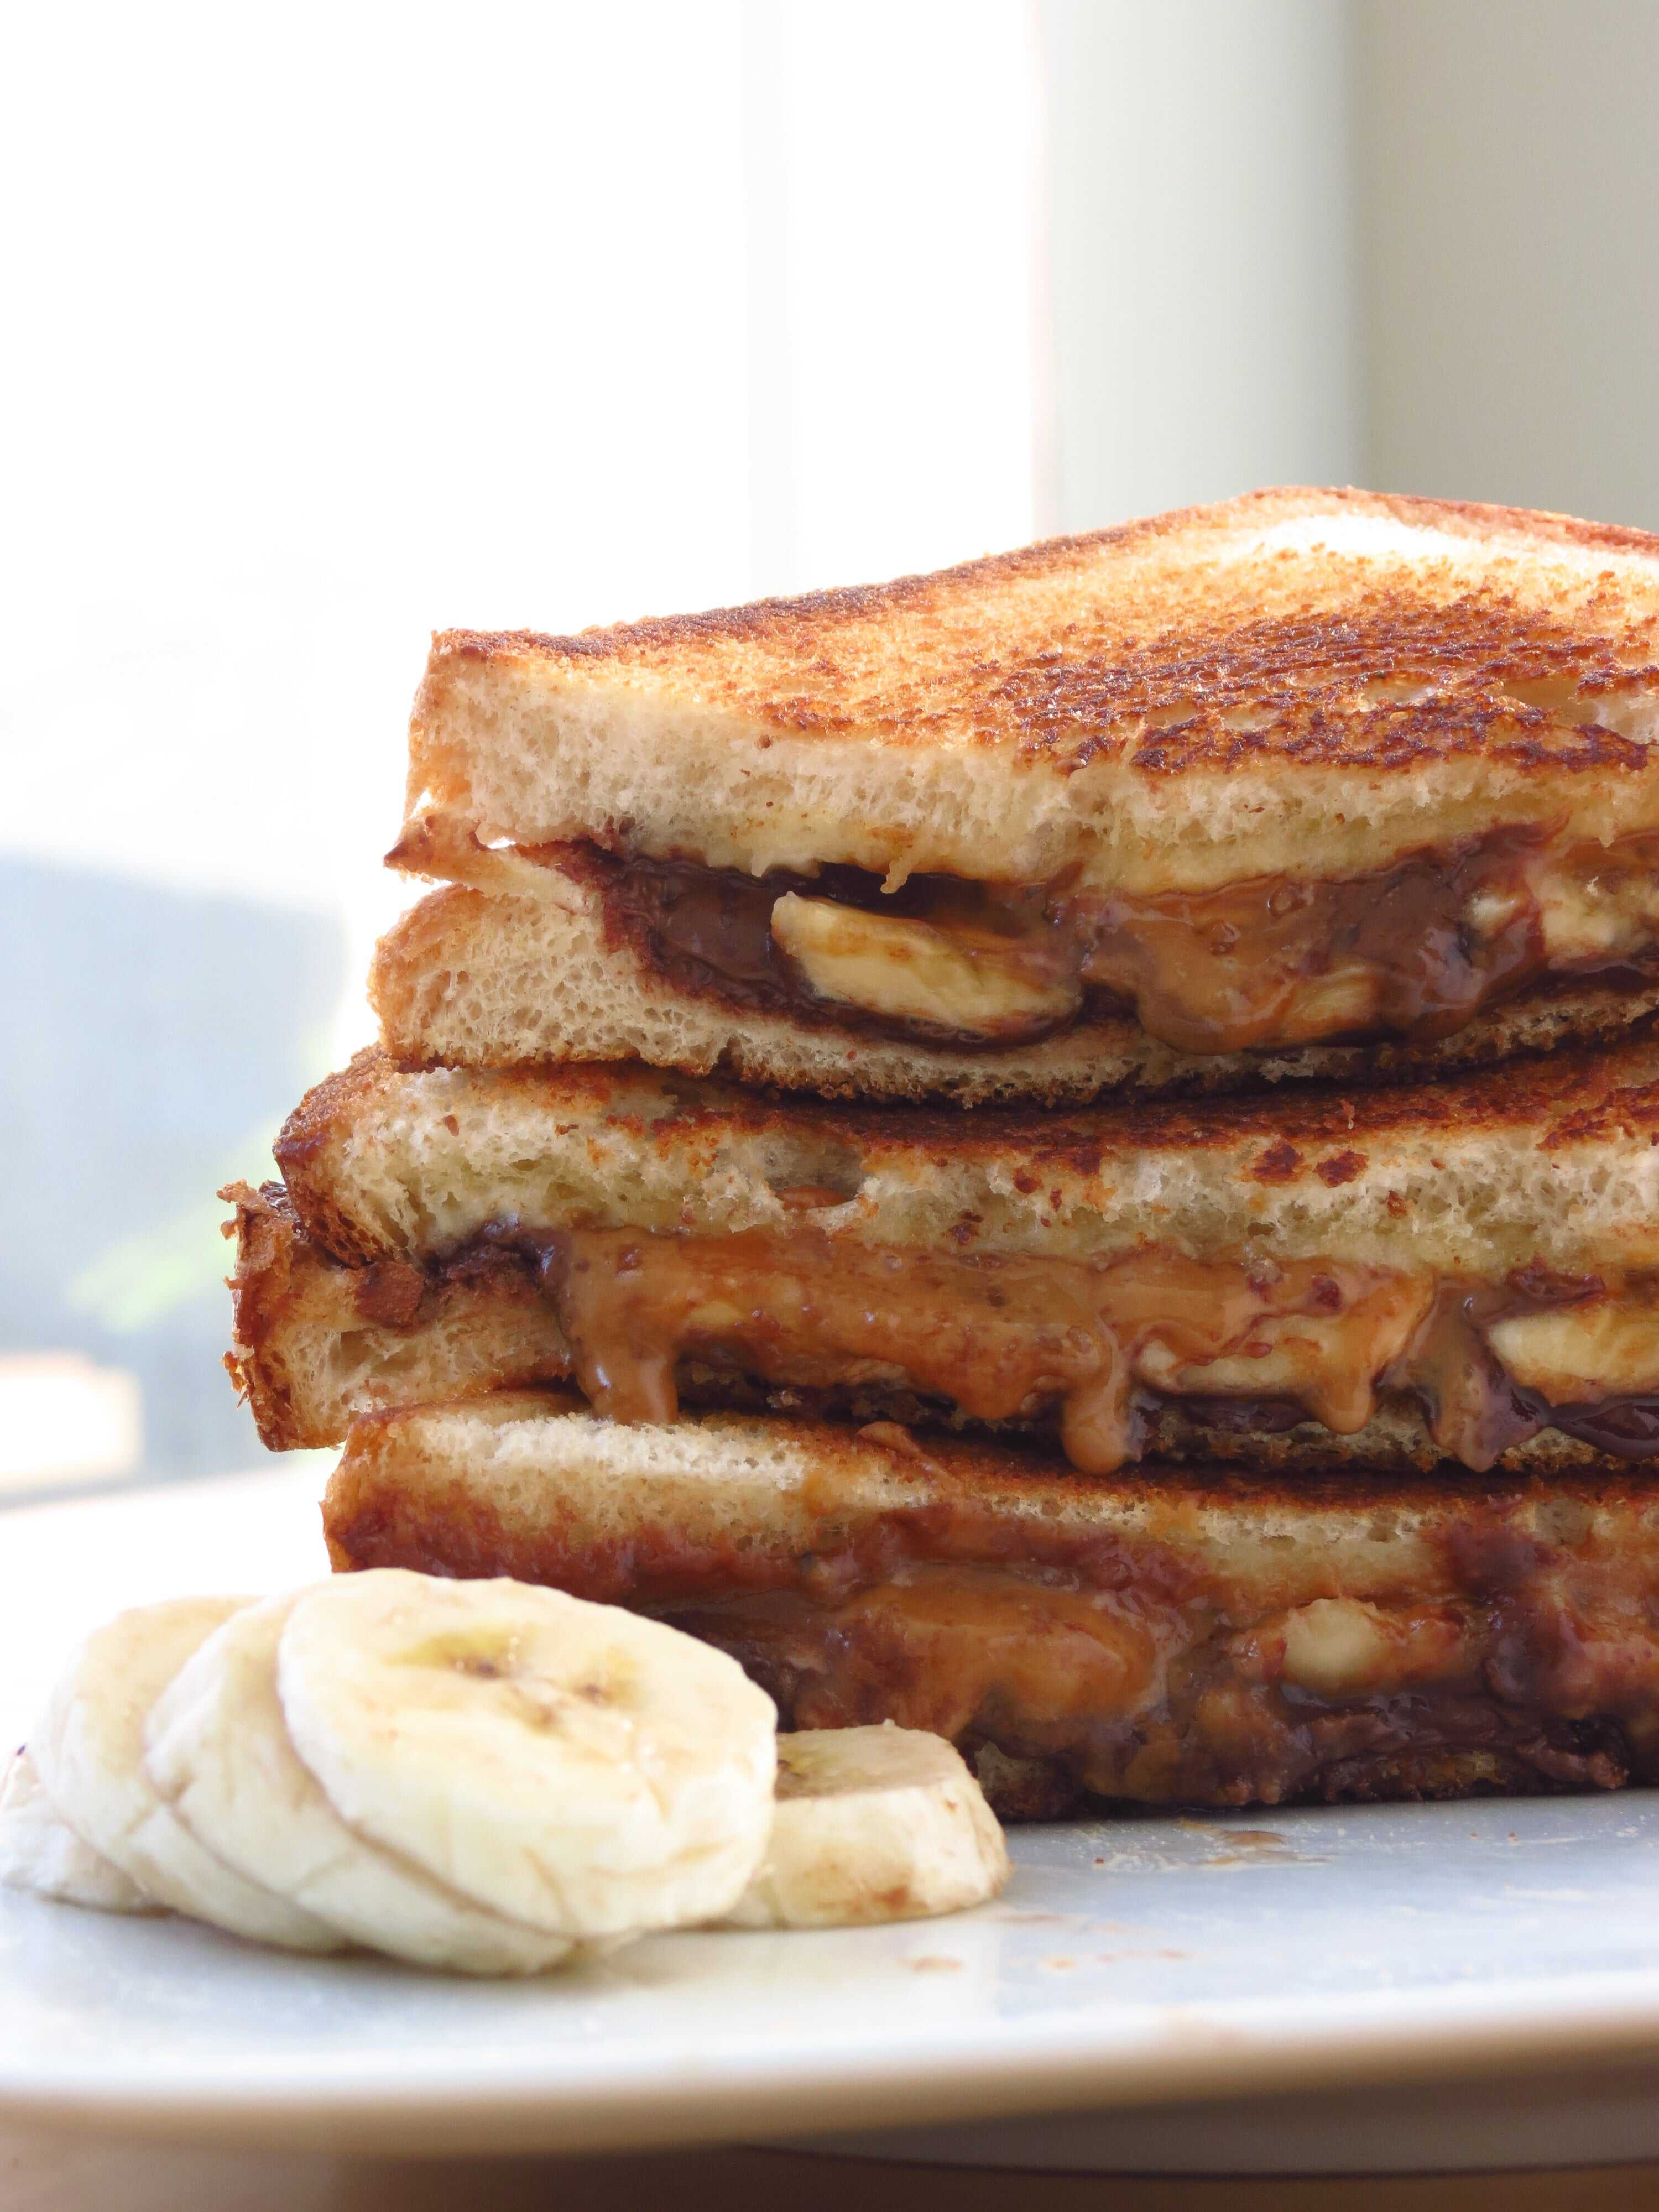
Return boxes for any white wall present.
[1037,0,1361,533]
[1355,0,1659,532]
[740,0,1041,593]
[0,1,1044,1064]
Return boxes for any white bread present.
[399,489,1659,898]
[277,1041,1659,1281]
[326,1394,1659,1608]
[221,1182,568,1450]
[369,875,1659,1107]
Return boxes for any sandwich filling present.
[559,825,1659,1056]
[664,1565,1648,1813]
[445,1224,1659,1472]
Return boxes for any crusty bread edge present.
[324,1394,1659,1600]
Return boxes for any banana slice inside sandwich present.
[31,1598,343,1953]
[0,1747,153,1913]
[276,1569,778,1939]
[771,893,1081,1041]
[144,1594,576,1975]
[1488,1299,1659,1402]
[717,1725,1010,1930]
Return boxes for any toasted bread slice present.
[388,489,1659,1093]
[325,1395,1659,1814]
[260,1044,1659,1474]
[369,875,1659,1105]
[279,1042,1659,1278]
[221,1182,569,1450]
[401,489,1659,892]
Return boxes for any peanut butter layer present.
[661,1564,1645,1814]
[560,825,1659,1057]
[537,1224,1648,1474]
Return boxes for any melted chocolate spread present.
[562,826,1659,1056]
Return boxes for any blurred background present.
[2,0,1656,1498]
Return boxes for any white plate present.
[8,1472,1659,2166]
[7,1792,1659,2159]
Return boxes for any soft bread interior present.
[279,1039,1659,1279]
[222,1185,570,1449]
[324,1395,1659,1610]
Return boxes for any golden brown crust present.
[266,1055,392,1262]
[425,488,1659,773]
[220,1181,312,1446]
[411,489,1659,784]
[328,1389,1659,1555]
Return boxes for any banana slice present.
[717,1726,1010,1929]
[32,1597,342,1953]
[0,1747,153,1913]
[277,1570,777,1939]
[1489,1299,1659,1401]
[145,1594,574,1975]
[771,893,1081,1041]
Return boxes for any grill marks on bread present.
[411,489,1659,773]
[398,489,1659,958]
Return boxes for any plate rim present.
[6,1950,1659,2157]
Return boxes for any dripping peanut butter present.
[513,1222,1659,1473]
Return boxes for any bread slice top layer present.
[325,1392,1659,1614]
[400,488,1659,893]
[276,1036,1659,1279]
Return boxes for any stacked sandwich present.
[226,486,1659,1818]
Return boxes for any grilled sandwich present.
[229,1038,1659,1475]
[377,487,1659,1103]
[324,1393,1659,1815]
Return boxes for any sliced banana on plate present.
[276,1570,778,1939]
[32,1597,343,1953]
[12,1575,1003,1965]
[718,1726,1010,1930]
[0,1747,153,1913]
[145,1593,574,1975]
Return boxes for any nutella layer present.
[544,1226,1659,1474]
[542,826,1659,1060]
[226,1184,1659,1474]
